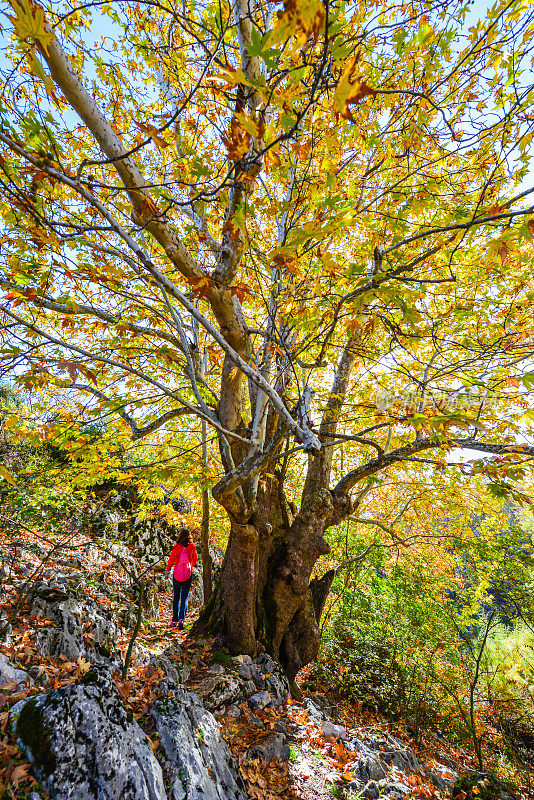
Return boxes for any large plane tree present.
[2,0,534,681]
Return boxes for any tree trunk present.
[200,479,352,681]
[200,341,359,678]
[201,420,212,603]
[204,518,259,655]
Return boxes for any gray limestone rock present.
[243,679,257,696]
[245,732,290,763]
[357,781,380,799]
[232,654,253,665]
[152,689,246,800]
[106,543,140,581]
[428,771,452,791]
[347,739,388,783]
[11,669,165,800]
[253,653,290,701]
[250,670,266,689]
[149,643,189,689]
[131,641,152,669]
[0,652,33,689]
[197,673,245,710]
[0,610,12,645]
[428,763,458,789]
[363,731,418,773]
[302,697,325,722]
[320,720,347,739]
[29,581,119,663]
[249,690,271,710]
[236,663,254,680]
[377,779,411,798]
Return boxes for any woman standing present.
[165,527,198,629]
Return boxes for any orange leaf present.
[138,196,160,218]
[333,741,349,761]
[333,54,376,122]
[11,763,33,789]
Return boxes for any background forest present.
[1,0,534,797]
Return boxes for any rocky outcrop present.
[198,672,251,711]
[245,732,290,763]
[150,644,191,689]
[320,720,347,738]
[197,653,290,713]
[339,731,428,799]
[8,618,247,800]
[11,669,166,800]
[347,739,388,783]
[0,652,32,689]
[152,689,246,799]
[251,653,291,701]
[29,579,119,663]
[427,764,458,791]
[364,730,419,772]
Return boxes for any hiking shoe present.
[170,620,177,627]
[177,620,184,630]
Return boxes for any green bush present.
[482,622,534,757]
[313,626,404,714]
[311,558,469,739]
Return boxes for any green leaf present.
[0,465,17,485]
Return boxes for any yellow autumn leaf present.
[6,0,55,53]
[333,55,377,122]
[0,465,17,485]
[269,0,325,47]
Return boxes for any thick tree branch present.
[0,279,184,351]
[212,423,286,500]
[10,0,253,371]
[25,5,203,282]
[302,335,361,503]
[2,305,252,445]
[334,437,534,495]
[64,383,191,440]
[0,132,320,452]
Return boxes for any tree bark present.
[201,337,360,679]
[206,518,259,655]
[201,420,213,603]
[200,476,353,680]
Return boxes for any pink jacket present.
[166,543,198,573]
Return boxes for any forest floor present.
[0,526,533,799]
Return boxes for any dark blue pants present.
[172,576,192,622]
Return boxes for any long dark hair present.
[177,527,191,547]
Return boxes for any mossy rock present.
[78,669,100,686]
[32,587,70,602]
[96,643,112,659]
[452,773,516,800]
[16,698,56,774]
[213,650,232,666]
